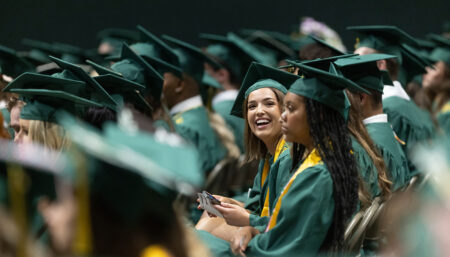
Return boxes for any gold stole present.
[265,148,322,231]
[260,138,288,217]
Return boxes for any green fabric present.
[383,96,435,177]
[331,54,397,93]
[93,74,152,114]
[244,79,287,99]
[0,44,35,78]
[243,30,297,60]
[212,100,244,153]
[308,34,346,55]
[109,43,164,101]
[437,101,450,135]
[429,47,450,66]
[202,73,223,89]
[231,62,299,118]
[365,122,410,190]
[172,106,227,174]
[199,163,334,257]
[351,136,381,197]
[287,53,358,71]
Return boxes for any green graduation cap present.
[398,43,433,84]
[59,114,203,224]
[307,34,347,56]
[136,25,180,67]
[286,53,358,71]
[230,62,300,118]
[93,74,153,115]
[48,55,118,110]
[3,72,101,123]
[202,73,222,89]
[199,32,276,80]
[330,53,397,93]
[242,30,297,59]
[97,28,140,55]
[427,34,450,66]
[162,34,223,84]
[107,43,164,101]
[0,45,35,78]
[289,63,369,119]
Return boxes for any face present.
[10,106,21,140]
[423,61,448,91]
[280,93,312,147]
[14,119,31,145]
[162,72,182,109]
[246,88,282,145]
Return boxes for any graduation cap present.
[93,74,153,114]
[200,32,276,80]
[330,54,397,93]
[289,63,369,119]
[0,45,35,78]
[97,28,140,55]
[243,30,297,59]
[307,34,347,56]
[397,44,433,84]
[3,72,101,123]
[49,55,118,110]
[161,34,223,84]
[103,43,164,101]
[286,53,358,71]
[427,34,450,66]
[230,62,300,118]
[59,114,203,224]
[202,73,222,89]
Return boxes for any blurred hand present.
[230,226,253,256]
[215,202,250,227]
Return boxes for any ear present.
[360,93,370,106]
[174,76,184,94]
[376,60,387,71]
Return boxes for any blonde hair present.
[29,120,71,151]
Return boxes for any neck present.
[362,107,383,119]
[264,136,280,156]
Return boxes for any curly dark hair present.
[291,97,359,254]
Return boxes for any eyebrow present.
[248,97,276,104]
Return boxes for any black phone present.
[204,191,221,205]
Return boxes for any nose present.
[256,103,264,116]
[280,110,287,123]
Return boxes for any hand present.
[215,195,245,207]
[214,202,250,227]
[230,226,253,257]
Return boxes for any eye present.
[265,100,276,106]
[248,103,256,110]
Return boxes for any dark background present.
[1,0,449,52]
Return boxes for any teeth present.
[256,119,270,125]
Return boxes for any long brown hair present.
[243,88,285,162]
[346,91,392,201]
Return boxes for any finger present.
[238,249,246,257]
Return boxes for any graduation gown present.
[436,100,450,135]
[365,122,410,190]
[198,149,334,257]
[213,99,245,154]
[351,137,381,197]
[173,106,227,174]
[383,96,435,177]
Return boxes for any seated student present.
[198,63,361,257]
[288,55,391,200]
[196,62,298,241]
[36,116,210,257]
[348,25,435,177]
[422,34,450,135]
[332,54,410,190]
[3,72,102,151]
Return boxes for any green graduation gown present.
[365,121,410,190]
[383,96,435,177]
[436,100,450,136]
[172,106,227,174]
[198,149,334,257]
[213,100,245,154]
[351,137,381,197]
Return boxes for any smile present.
[255,118,271,129]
